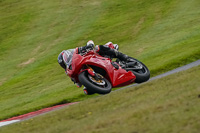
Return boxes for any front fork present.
[75,65,95,88]
[86,65,104,83]
[86,65,96,77]
[76,65,103,88]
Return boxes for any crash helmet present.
[57,51,66,69]
[58,49,74,70]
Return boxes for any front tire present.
[78,71,112,94]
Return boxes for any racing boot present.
[83,87,88,95]
[83,87,95,95]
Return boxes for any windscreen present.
[62,49,74,68]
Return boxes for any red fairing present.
[67,49,136,88]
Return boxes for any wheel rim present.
[137,62,146,74]
[128,59,148,74]
[88,74,106,86]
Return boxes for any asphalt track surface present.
[0,59,200,128]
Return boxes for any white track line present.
[0,120,20,127]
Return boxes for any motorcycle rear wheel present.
[127,57,150,83]
[78,71,112,94]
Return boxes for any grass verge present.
[1,65,199,133]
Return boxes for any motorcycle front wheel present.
[78,71,112,94]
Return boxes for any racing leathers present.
[58,43,128,71]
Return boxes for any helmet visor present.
[62,49,74,68]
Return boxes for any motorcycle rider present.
[57,40,129,92]
[58,40,128,70]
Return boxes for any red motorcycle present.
[66,48,150,95]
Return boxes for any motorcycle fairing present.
[67,50,136,87]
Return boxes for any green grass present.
[1,66,199,133]
[0,0,200,120]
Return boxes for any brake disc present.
[88,74,106,86]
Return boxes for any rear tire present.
[128,57,150,83]
[78,71,112,94]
